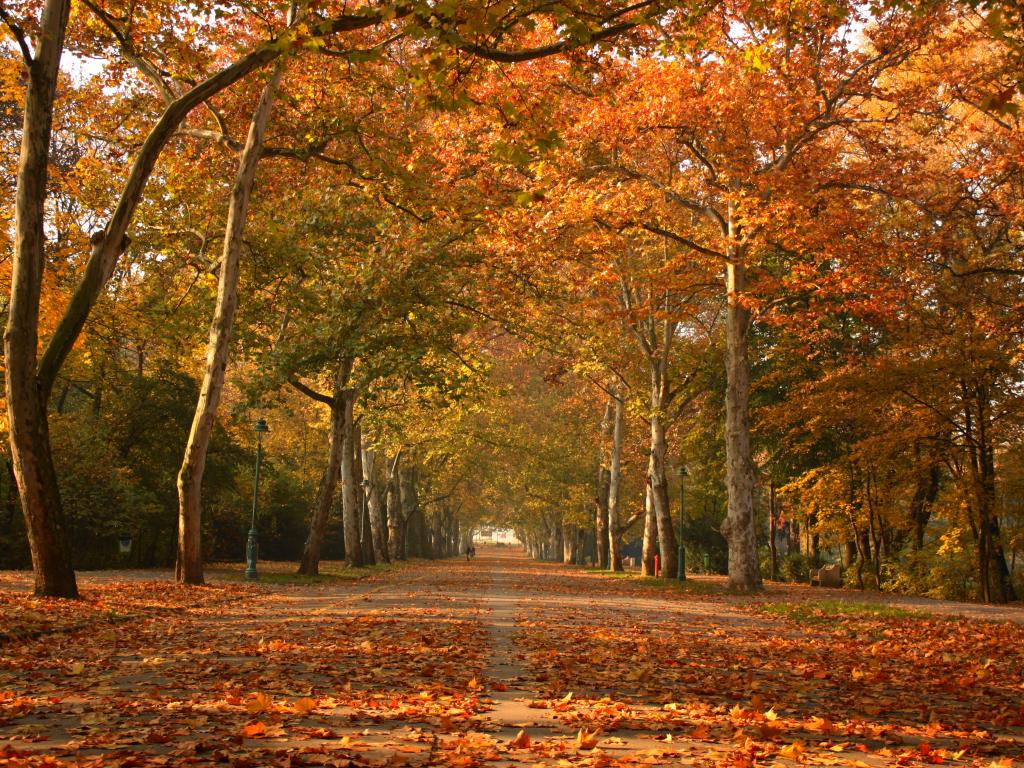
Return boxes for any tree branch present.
[0,3,33,64]
[641,223,726,260]
[289,377,333,405]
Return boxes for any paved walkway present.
[1,550,1022,767]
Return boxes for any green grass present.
[208,560,401,585]
[759,599,927,625]
[585,567,721,595]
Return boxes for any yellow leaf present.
[691,724,711,740]
[243,721,267,738]
[67,662,85,676]
[509,729,531,749]
[292,697,316,714]
[246,692,274,714]
[577,728,603,749]
[779,741,805,760]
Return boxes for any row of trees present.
[459,0,1024,603]
[2,0,1022,602]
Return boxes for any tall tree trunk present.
[5,0,77,598]
[607,396,625,572]
[720,257,761,592]
[988,514,1016,603]
[430,506,444,559]
[866,475,882,588]
[297,388,347,575]
[563,524,576,563]
[595,399,613,569]
[909,453,940,550]
[768,479,778,582]
[967,409,1015,603]
[641,483,657,576]
[650,407,677,579]
[353,423,374,565]
[340,390,362,566]
[176,63,285,584]
[400,463,419,558]
[362,443,388,563]
[595,469,610,568]
[386,453,404,560]
[551,519,563,561]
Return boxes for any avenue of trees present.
[1,0,1022,603]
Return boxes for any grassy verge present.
[759,599,927,625]
[584,567,722,595]
[208,559,404,585]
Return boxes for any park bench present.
[810,563,842,587]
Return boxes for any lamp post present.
[360,478,370,555]
[246,417,270,580]
[677,465,687,581]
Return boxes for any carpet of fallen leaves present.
[1,565,491,767]
[1,553,1022,768]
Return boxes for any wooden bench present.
[810,563,842,587]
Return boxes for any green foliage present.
[767,551,823,584]
[51,411,166,569]
[0,363,321,570]
[883,531,980,602]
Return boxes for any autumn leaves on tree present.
[1,0,1022,602]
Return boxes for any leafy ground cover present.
[1,551,1022,767]
[756,600,928,624]
[207,559,405,585]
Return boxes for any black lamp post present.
[245,417,270,580]
[677,465,687,581]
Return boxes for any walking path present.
[1,550,1022,767]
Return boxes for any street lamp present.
[360,478,370,552]
[245,417,270,580]
[677,465,687,581]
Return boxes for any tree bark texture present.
[399,464,419,558]
[339,390,362,566]
[641,483,657,576]
[297,388,347,575]
[607,396,625,572]
[595,399,613,569]
[353,423,374,565]
[386,453,404,560]
[4,0,76,598]
[720,257,761,592]
[649,402,677,579]
[362,444,389,563]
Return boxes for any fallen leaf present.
[510,729,531,749]
[577,727,603,749]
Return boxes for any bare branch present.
[289,377,333,405]
[0,3,32,64]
